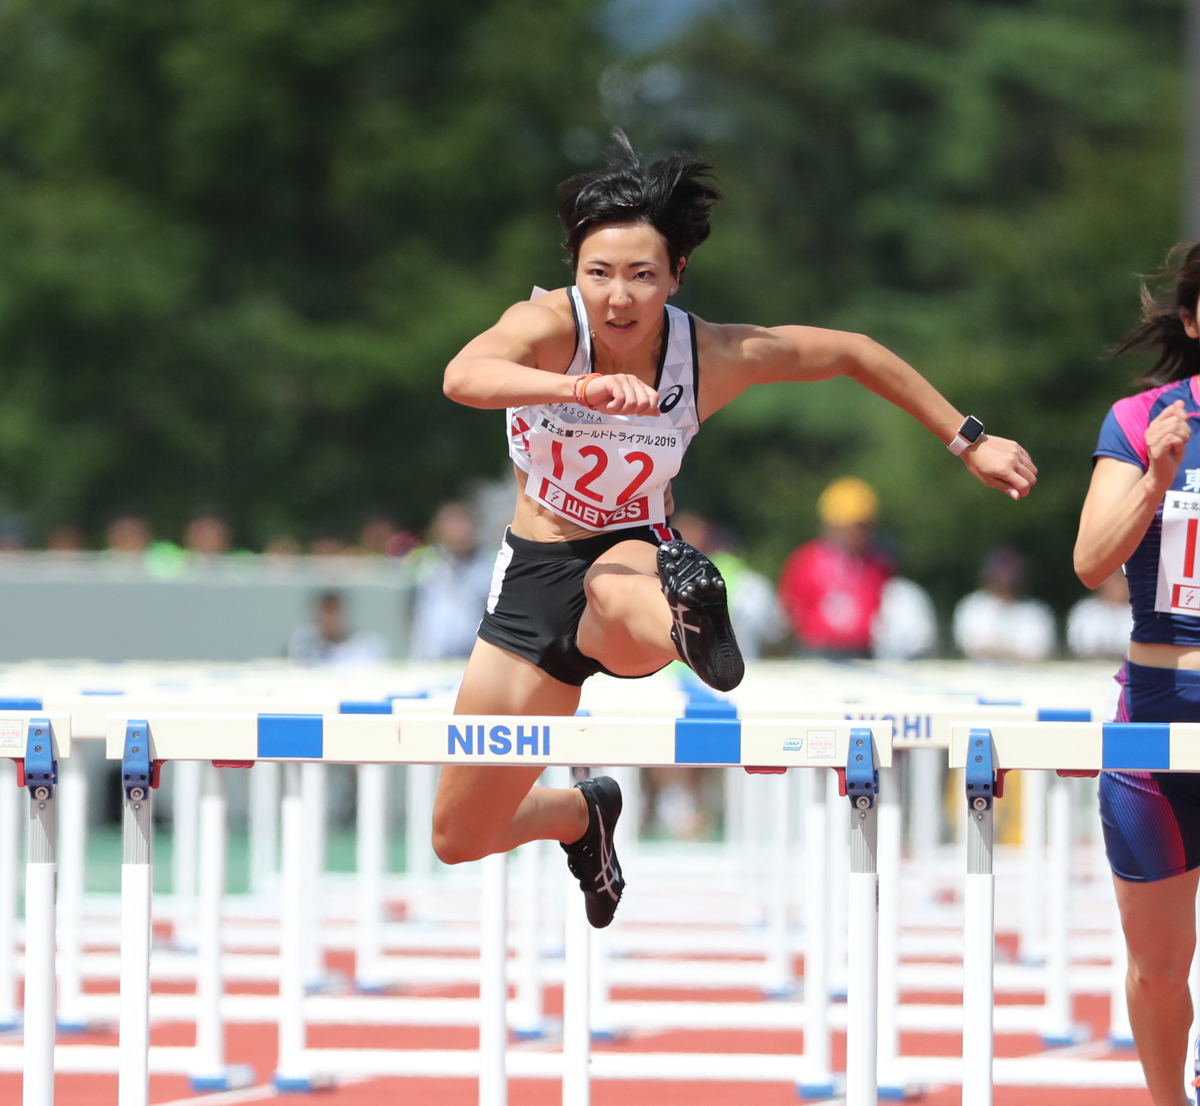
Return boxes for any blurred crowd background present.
[0,0,1189,651]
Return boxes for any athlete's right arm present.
[443,299,579,409]
[1074,400,1191,588]
[442,297,660,415]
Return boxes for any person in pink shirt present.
[778,477,893,657]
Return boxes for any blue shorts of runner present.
[1100,659,1200,883]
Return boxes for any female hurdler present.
[436,132,1036,928]
[1076,242,1200,1105]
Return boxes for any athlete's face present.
[575,222,681,353]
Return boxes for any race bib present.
[1155,490,1200,614]
[525,415,682,531]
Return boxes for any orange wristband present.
[572,373,602,409]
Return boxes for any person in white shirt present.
[288,591,387,666]
[408,502,495,661]
[1067,570,1133,660]
[953,547,1055,662]
[872,577,939,660]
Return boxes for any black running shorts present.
[477,525,676,686]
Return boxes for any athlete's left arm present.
[698,321,1038,500]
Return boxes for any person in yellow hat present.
[778,477,893,657]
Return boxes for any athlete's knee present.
[431,809,491,865]
[1127,950,1195,1001]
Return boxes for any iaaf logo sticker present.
[782,737,803,752]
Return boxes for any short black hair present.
[558,129,720,281]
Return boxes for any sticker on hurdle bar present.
[102,713,892,767]
[0,710,71,760]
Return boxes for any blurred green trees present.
[0,0,1189,616]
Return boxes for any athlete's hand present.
[1145,400,1191,492]
[586,373,659,416]
[962,435,1038,500]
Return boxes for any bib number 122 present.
[551,441,655,506]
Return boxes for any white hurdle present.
[88,709,890,1106]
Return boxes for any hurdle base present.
[190,1064,256,1091]
[1108,1033,1137,1051]
[0,1015,19,1033]
[354,980,392,995]
[796,1075,844,1100]
[272,1071,335,1093]
[512,1026,547,1041]
[1040,1023,1091,1048]
[878,1081,926,1100]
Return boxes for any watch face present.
[961,416,984,442]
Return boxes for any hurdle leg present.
[171,759,200,949]
[876,766,905,1097]
[355,763,387,990]
[828,770,849,1000]
[55,756,88,1032]
[300,763,327,987]
[512,839,545,1038]
[562,868,590,1106]
[405,763,437,916]
[1019,768,1046,963]
[191,765,252,1090]
[118,765,153,1106]
[845,784,879,1106]
[274,764,315,1091]
[906,747,941,910]
[798,768,834,1098]
[248,761,279,894]
[1041,774,1074,1044]
[23,773,57,1106]
[1108,884,1133,1048]
[962,767,995,1106]
[0,760,19,1031]
[479,852,508,1106]
[766,773,793,996]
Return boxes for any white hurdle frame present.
[92,710,891,1106]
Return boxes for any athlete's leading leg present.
[432,639,586,865]
[1114,867,1200,1106]
[577,537,744,690]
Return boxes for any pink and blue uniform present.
[1095,376,1200,881]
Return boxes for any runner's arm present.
[1074,401,1191,588]
[443,301,578,409]
[707,324,1038,500]
[444,300,659,415]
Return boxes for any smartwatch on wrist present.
[948,415,985,456]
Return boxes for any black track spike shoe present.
[657,539,745,692]
[561,776,625,929]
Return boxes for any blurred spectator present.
[408,502,494,660]
[311,527,347,556]
[1067,570,1132,660]
[288,591,387,666]
[184,512,230,556]
[872,577,939,660]
[359,514,420,559]
[106,512,150,554]
[953,547,1055,662]
[673,511,788,658]
[0,516,26,552]
[778,477,893,658]
[263,535,302,558]
[46,524,83,552]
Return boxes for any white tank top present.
[508,286,700,533]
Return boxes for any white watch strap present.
[948,434,971,457]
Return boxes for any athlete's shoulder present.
[1097,377,1197,470]
[497,287,576,337]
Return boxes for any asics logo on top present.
[659,384,684,413]
[669,599,700,665]
[593,817,620,902]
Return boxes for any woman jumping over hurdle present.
[1076,242,1200,1105]
[436,130,1036,928]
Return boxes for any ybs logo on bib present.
[1156,490,1200,615]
